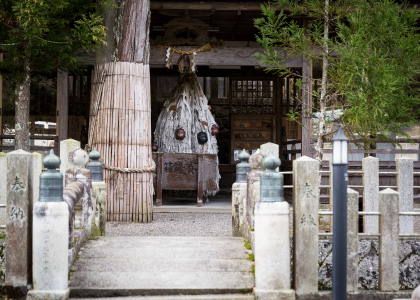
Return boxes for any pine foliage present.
[334,0,420,148]
[0,0,108,80]
[255,0,420,153]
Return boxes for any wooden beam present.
[151,2,262,11]
[301,56,312,157]
[150,46,303,68]
[56,70,69,143]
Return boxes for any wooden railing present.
[0,135,59,154]
[281,138,420,165]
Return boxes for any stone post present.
[362,156,379,233]
[60,139,80,184]
[260,142,279,171]
[254,153,294,300]
[347,188,359,293]
[86,148,103,182]
[379,188,399,292]
[91,182,106,236]
[87,148,106,236]
[293,156,319,296]
[396,157,414,234]
[28,150,69,300]
[30,152,43,205]
[255,201,295,300]
[63,181,84,248]
[246,149,265,248]
[65,148,92,230]
[232,150,250,237]
[5,150,32,288]
[0,152,6,230]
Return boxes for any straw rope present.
[158,43,212,55]
[103,162,156,174]
[105,161,156,200]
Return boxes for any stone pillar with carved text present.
[293,156,319,296]
[6,150,33,288]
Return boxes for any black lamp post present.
[332,126,349,300]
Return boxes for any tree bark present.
[14,56,31,151]
[314,0,329,165]
[116,0,150,63]
[89,0,152,222]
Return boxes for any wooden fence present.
[0,135,58,155]
[282,138,420,164]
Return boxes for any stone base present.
[27,288,70,300]
[254,288,295,300]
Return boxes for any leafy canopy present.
[255,0,420,150]
[334,0,420,146]
[254,0,355,78]
[0,0,108,80]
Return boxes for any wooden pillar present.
[89,0,153,223]
[210,77,218,100]
[86,67,92,127]
[301,57,312,157]
[57,70,69,143]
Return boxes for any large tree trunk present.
[15,57,31,151]
[89,0,153,222]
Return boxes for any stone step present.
[71,295,254,300]
[69,236,255,298]
[73,258,253,273]
[75,237,250,260]
[83,236,247,249]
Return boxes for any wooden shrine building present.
[0,0,419,209]
[0,0,313,184]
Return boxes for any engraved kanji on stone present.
[302,182,316,199]
[10,206,24,221]
[300,214,316,226]
[11,176,24,191]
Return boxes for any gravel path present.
[106,213,232,237]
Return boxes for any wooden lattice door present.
[229,78,278,164]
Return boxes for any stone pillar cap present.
[89,147,101,161]
[262,152,281,171]
[43,149,61,170]
[238,149,250,161]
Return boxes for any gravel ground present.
[106,213,232,237]
[106,204,420,237]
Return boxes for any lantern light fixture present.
[331,126,349,164]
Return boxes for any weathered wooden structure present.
[152,153,218,206]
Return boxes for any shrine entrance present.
[150,72,302,191]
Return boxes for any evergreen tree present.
[334,0,420,150]
[0,0,107,150]
[255,0,420,159]
[255,0,355,162]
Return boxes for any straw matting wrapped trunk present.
[89,0,153,222]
